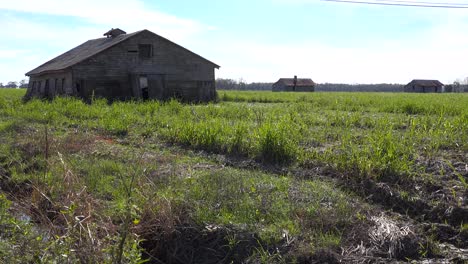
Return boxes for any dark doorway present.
[142,87,149,100]
[76,82,81,95]
[44,79,50,98]
[75,80,85,97]
[61,79,65,94]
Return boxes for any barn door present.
[129,74,140,98]
[147,74,166,99]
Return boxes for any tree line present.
[215,78,272,91]
[317,83,403,92]
[0,80,28,89]
[216,78,404,92]
[216,78,468,92]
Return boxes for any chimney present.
[293,75,297,91]
[103,28,126,38]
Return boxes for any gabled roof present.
[26,29,219,76]
[274,78,315,87]
[407,79,444,87]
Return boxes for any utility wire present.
[323,0,468,8]
[372,0,468,5]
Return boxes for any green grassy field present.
[0,88,467,263]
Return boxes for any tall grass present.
[1,89,467,180]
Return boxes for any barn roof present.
[275,78,315,87]
[406,79,444,87]
[26,29,219,76]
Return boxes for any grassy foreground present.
[0,89,467,263]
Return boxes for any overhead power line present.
[372,0,468,5]
[323,0,468,8]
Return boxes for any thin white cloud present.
[0,49,29,59]
[0,0,209,42]
[213,30,468,84]
[0,0,215,82]
[0,50,43,83]
[211,2,468,84]
[0,15,101,47]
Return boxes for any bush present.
[257,121,297,164]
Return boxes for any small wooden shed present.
[272,76,315,92]
[404,80,444,93]
[25,28,220,102]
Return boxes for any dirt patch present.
[299,249,341,264]
[94,135,115,145]
[422,223,468,249]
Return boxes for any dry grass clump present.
[369,214,419,259]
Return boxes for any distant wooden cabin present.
[25,28,220,102]
[404,79,444,93]
[272,76,315,92]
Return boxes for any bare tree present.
[19,79,28,88]
[452,78,466,93]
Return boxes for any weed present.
[257,120,297,164]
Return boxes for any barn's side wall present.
[404,83,443,93]
[295,86,315,92]
[272,83,282,92]
[72,31,216,101]
[25,71,73,99]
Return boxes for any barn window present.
[139,44,152,58]
[61,79,65,93]
[32,81,36,91]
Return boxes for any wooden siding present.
[25,71,73,99]
[404,85,442,93]
[272,83,315,92]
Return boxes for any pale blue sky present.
[1,0,468,84]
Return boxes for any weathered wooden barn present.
[272,76,315,92]
[25,28,220,102]
[404,79,444,93]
